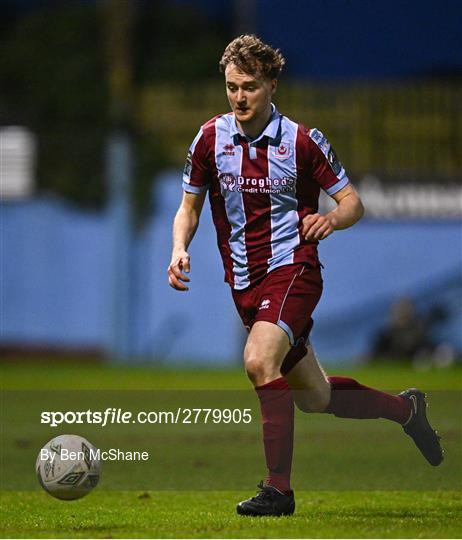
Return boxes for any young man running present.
[168,35,443,517]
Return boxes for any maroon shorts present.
[231,263,323,347]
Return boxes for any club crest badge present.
[272,141,292,160]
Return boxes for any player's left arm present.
[302,184,364,241]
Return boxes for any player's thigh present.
[244,320,291,374]
[285,343,328,388]
[285,344,331,411]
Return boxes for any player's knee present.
[244,349,278,386]
[244,355,266,384]
[294,384,331,413]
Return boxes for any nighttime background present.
[1,0,461,365]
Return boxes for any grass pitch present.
[1,490,461,538]
[1,361,461,538]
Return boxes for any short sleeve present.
[307,128,350,196]
[182,128,211,194]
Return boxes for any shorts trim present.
[276,265,304,323]
[275,266,306,346]
[277,320,295,346]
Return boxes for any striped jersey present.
[182,104,350,290]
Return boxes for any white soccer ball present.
[36,434,101,500]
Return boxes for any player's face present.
[225,63,276,129]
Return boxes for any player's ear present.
[271,79,278,95]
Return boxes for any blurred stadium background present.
[1,0,461,367]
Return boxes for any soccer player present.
[168,35,443,517]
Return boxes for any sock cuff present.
[328,375,363,391]
[255,377,289,391]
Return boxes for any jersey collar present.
[230,103,282,145]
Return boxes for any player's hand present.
[167,250,191,291]
[301,213,335,242]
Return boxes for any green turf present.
[1,361,462,390]
[1,362,461,537]
[1,490,461,538]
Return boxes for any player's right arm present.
[169,125,211,291]
[168,191,206,291]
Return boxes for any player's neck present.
[237,106,273,141]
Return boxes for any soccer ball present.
[36,434,101,500]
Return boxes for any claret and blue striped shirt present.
[182,104,349,290]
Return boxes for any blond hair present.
[219,34,285,80]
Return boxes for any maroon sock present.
[326,376,411,424]
[255,377,294,494]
